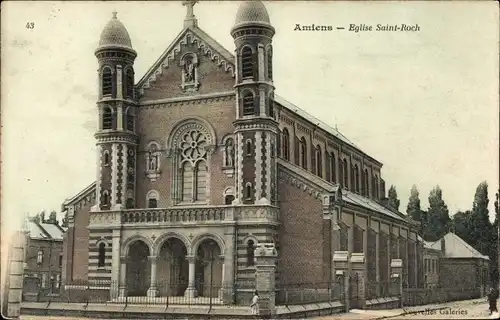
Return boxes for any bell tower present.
[92,11,138,211]
[231,1,278,205]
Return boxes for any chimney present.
[441,237,446,255]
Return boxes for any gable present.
[138,28,235,102]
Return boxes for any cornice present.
[139,92,235,109]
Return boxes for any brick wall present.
[135,97,236,208]
[70,201,93,281]
[277,177,325,285]
[139,39,234,101]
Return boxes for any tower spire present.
[182,0,198,28]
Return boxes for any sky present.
[1,1,499,236]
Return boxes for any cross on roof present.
[182,0,198,28]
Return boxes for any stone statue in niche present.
[225,139,235,167]
[184,58,195,83]
[148,145,158,171]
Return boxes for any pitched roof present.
[425,232,489,260]
[27,220,65,240]
[343,191,407,223]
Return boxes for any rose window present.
[180,130,207,161]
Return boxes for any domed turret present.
[96,11,135,53]
[233,1,272,29]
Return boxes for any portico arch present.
[191,233,226,257]
[126,240,151,296]
[156,235,190,297]
[153,232,192,256]
[194,238,224,298]
[121,234,154,257]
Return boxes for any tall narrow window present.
[98,243,106,267]
[102,107,112,130]
[125,108,134,131]
[126,69,134,99]
[247,240,255,266]
[182,163,193,202]
[374,175,379,199]
[364,169,369,196]
[102,191,109,206]
[242,92,255,116]
[282,128,290,161]
[267,47,273,80]
[343,159,348,188]
[196,161,207,201]
[241,47,253,78]
[300,137,307,170]
[245,183,252,199]
[315,145,322,177]
[103,151,110,166]
[102,68,112,95]
[246,140,252,156]
[37,250,43,264]
[269,97,274,118]
[355,165,360,193]
[59,254,63,267]
[330,152,336,183]
[338,158,344,187]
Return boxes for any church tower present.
[231,1,278,205]
[93,12,138,211]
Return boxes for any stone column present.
[185,255,197,298]
[147,256,158,297]
[390,259,403,307]
[254,243,278,318]
[119,256,127,297]
[222,228,235,303]
[110,230,121,299]
[5,230,28,319]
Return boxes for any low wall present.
[404,288,480,306]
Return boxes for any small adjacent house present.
[23,217,66,301]
[424,232,490,297]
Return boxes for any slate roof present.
[343,191,407,222]
[27,220,65,240]
[424,232,489,260]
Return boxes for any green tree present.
[388,185,401,211]
[407,185,423,235]
[423,186,450,241]
[468,182,492,256]
[452,210,471,242]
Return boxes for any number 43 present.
[26,22,35,29]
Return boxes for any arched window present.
[177,126,210,203]
[315,145,322,177]
[245,183,253,200]
[343,159,348,189]
[373,174,379,199]
[282,128,290,161]
[267,46,273,81]
[355,165,360,193]
[241,47,253,78]
[225,195,235,205]
[125,108,134,131]
[98,243,106,267]
[246,139,253,156]
[242,91,255,116]
[330,152,336,183]
[125,68,134,99]
[300,137,307,170]
[338,159,344,188]
[103,151,110,166]
[102,107,112,130]
[269,97,274,118]
[364,169,369,196]
[148,198,157,208]
[102,67,112,95]
[247,239,255,266]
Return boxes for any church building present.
[61,1,423,305]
